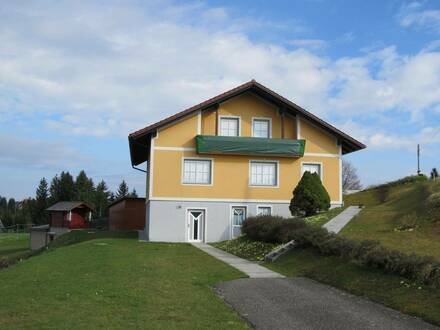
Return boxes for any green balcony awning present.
[195,135,305,157]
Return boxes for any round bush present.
[289,172,330,216]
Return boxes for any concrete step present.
[265,240,296,262]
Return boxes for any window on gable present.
[250,161,277,186]
[252,119,270,138]
[220,117,239,136]
[183,159,212,184]
[302,163,322,179]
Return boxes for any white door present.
[231,206,246,239]
[187,209,205,242]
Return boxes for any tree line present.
[0,170,138,227]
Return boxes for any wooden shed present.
[109,197,145,231]
[46,201,94,234]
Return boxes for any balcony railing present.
[195,135,305,157]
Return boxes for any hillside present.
[0,231,247,329]
[342,176,440,259]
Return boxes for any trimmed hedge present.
[242,215,440,287]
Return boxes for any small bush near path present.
[242,216,440,287]
[211,236,280,261]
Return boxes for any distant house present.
[108,197,146,231]
[46,201,94,235]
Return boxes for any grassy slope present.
[0,233,31,262]
[267,248,440,326]
[343,181,440,259]
[0,231,248,329]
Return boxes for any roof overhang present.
[128,80,366,166]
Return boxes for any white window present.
[220,117,239,136]
[183,159,212,184]
[250,161,277,186]
[232,207,246,226]
[252,119,270,138]
[257,206,272,216]
[302,163,322,178]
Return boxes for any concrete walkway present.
[192,243,284,278]
[323,206,362,234]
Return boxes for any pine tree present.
[34,178,49,224]
[74,170,95,206]
[95,180,110,217]
[116,180,129,199]
[290,172,330,216]
[49,175,61,204]
[129,188,138,198]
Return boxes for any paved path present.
[323,206,362,233]
[192,243,284,278]
[216,278,438,330]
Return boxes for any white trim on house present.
[296,116,301,139]
[218,115,241,137]
[186,207,208,242]
[181,157,214,186]
[304,152,339,158]
[248,160,280,188]
[150,196,343,205]
[229,204,247,239]
[300,161,324,181]
[339,144,343,203]
[149,135,156,200]
[197,111,202,135]
[256,204,273,215]
[154,146,196,152]
[251,117,272,138]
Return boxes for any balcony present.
[195,135,305,157]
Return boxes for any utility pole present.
[417,144,421,175]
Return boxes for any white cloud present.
[336,120,440,151]
[398,1,440,33]
[0,0,440,144]
[0,134,90,170]
[289,39,327,50]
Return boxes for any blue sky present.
[1,0,440,199]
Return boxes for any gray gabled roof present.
[46,201,94,212]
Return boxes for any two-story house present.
[128,80,365,242]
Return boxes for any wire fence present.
[0,224,34,233]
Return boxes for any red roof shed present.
[46,201,94,230]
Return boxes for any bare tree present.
[342,160,362,191]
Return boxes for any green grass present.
[342,180,440,259]
[0,231,248,329]
[0,233,31,263]
[211,236,280,261]
[267,248,440,326]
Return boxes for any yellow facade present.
[152,92,341,203]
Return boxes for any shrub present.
[243,216,440,287]
[289,172,330,216]
[426,192,440,222]
[394,213,418,231]
[375,184,389,203]
[242,215,306,243]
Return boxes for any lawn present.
[0,233,31,263]
[343,180,440,259]
[0,231,248,329]
[267,248,440,326]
